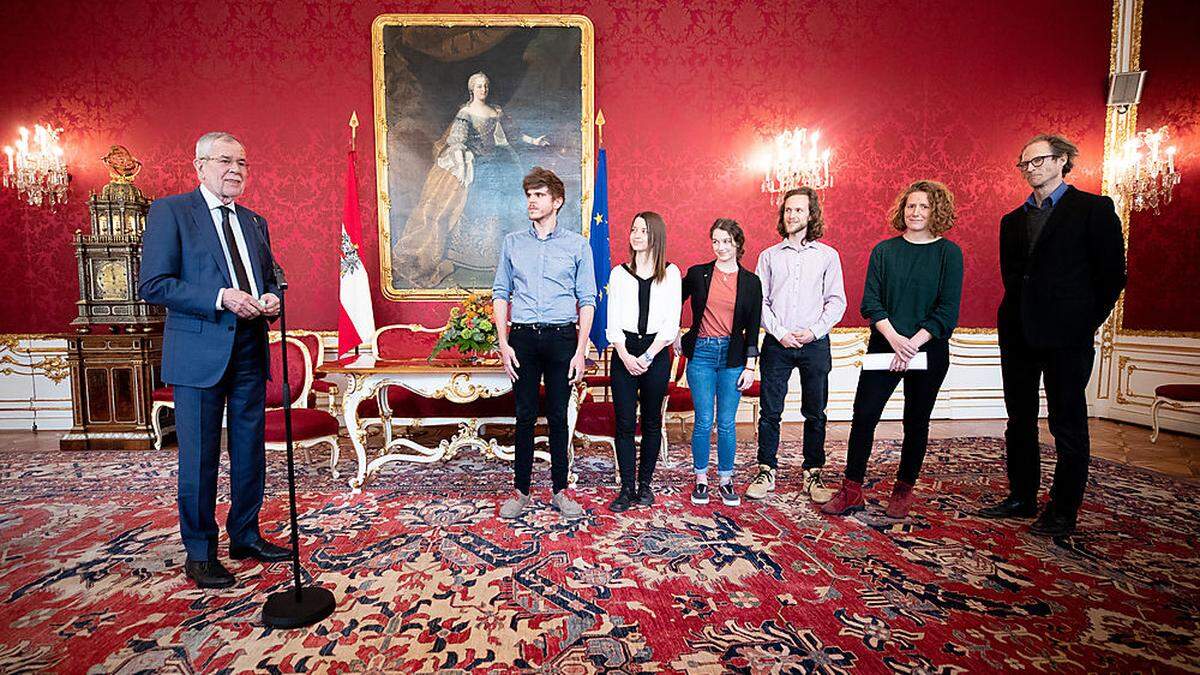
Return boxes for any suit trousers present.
[1000,327,1094,519]
[845,333,950,484]
[510,324,576,494]
[756,335,832,471]
[610,332,672,489]
[173,319,267,561]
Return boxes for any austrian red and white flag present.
[338,149,376,356]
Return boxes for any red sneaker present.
[820,479,865,515]
[886,480,915,519]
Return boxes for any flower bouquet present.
[429,292,498,361]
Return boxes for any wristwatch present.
[638,353,653,366]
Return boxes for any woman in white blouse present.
[605,212,683,512]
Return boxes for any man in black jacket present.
[978,134,1126,536]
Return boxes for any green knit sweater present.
[860,236,963,340]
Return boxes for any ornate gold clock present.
[92,259,130,300]
[71,145,162,326]
[61,146,165,451]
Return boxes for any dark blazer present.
[139,188,280,388]
[680,261,762,368]
[998,185,1126,350]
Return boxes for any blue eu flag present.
[588,148,611,350]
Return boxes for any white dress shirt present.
[200,184,260,308]
[605,263,683,348]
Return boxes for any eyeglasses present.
[1015,154,1058,171]
[200,156,249,170]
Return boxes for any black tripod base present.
[263,585,336,628]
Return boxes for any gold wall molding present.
[1115,354,1199,406]
[1102,0,1196,338]
[0,337,70,383]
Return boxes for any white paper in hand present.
[861,352,928,371]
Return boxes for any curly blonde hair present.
[888,180,955,236]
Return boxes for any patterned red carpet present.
[1,437,1197,673]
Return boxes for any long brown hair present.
[888,180,956,237]
[776,187,825,241]
[628,211,668,282]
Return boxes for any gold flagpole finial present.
[595,109,606,148]
[349,111,360,150]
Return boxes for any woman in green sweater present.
[823,180,964,519]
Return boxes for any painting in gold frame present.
[372,14,595,301]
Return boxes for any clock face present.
[94,260,129,300]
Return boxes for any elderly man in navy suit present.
[140,131,290,588]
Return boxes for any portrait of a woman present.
[392,71,548,288]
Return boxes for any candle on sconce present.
[1167,146,1177,173]
[3,146,13,175]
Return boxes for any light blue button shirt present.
[492,225,597,324]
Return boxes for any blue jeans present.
[687,337,743,477]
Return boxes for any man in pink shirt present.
[745,187,847,502]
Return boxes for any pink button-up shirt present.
[755,237,847,341]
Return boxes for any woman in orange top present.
[678,219,762,507]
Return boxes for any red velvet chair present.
[664,348,693,439]
[1151,383,1200,442]
[150,385,175,450]
[265,335,340,474]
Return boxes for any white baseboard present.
[4,330,1196,437]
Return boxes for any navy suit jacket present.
[139,188,280,388]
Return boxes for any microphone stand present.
[262,264,336,628]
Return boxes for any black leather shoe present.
[230,539,292,562]
[185,558,236,588]
[1030,508,1077,537]
[634,483,655,507]
[977,495,1038,519]
[608,487,637,513]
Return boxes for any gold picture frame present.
[371,14,595,301]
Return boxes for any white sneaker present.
[745,465,776,500]
[803,468,836,504]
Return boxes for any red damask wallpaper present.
[1122,1,1200,332]
[0,0,1114,333]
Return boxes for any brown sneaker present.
[802,468,836,504]
[885,480,915,519]
[744,465,776,500]
[820,479,865,515]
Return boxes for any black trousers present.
[610,332,671,489]
[756,335,832,471]
[510,324,576,494]
[845,332,950,484]
[1000,328,1094,519]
